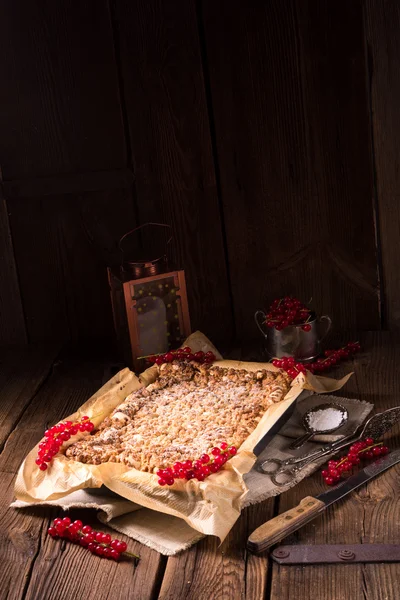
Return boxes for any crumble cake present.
[65,361,291,472]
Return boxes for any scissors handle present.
[257,457,285,475]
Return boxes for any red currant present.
[117,541,127,553]
[48,527,58,538]
[110,539,120,550]
[82,525,92,534]
[102,533,112,544]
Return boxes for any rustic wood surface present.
[365,0,400,331]
[3,1,400,346]
[0,0,126,180]
[114,0,234,342]
[0,186,27,344]
[7,189,137,342]
[201,0,380,339]
[0,332,399,599]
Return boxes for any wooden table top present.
[0,332,399,600]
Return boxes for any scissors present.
[256,455,316,486]
[256,430,362,486]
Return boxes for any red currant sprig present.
[321,438,389,485]
[265,296,313,331]
[47,517,139,561]
[272,341,361,379]
[144,347,216,367]
[36,416,95,471]
[156,443,237,486]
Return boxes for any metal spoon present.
[288,402,349,450]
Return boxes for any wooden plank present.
[0,187,27,344]
[158,502,275,600]
[0,357,107,599]
[8,189,136,342]
[2,169,134,198]
[0,345,60,449]
[269,332,400,599]
[202,0,379,340]
[25,526,166,600]
[0,354,164,600]
[158,344,274,600]
[365,0,400,330]
[0,0,126,180]
[115,0,233,343]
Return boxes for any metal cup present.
[254,310,332,362]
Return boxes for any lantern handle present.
[118,223,173,267]
[118,223,173,251]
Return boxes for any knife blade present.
[247,448,400,554]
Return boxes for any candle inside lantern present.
[136,296,168,355]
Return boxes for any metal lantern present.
[108,224,191,370]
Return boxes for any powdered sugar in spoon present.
[289,403,349,450]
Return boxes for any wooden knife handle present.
[247,496,325,554]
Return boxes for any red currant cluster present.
[265,296,312,331]
[156,443,237,486]
[146,347,216,367]
[321,438,389,485]
[272,341,361,379]
[36,416,95,471]
[47,517,139,561]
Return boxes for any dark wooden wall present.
[0,0,399,348]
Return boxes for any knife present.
[247,448,400,554]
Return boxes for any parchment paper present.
[14,331,352,543]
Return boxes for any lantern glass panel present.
[131,275,187,356]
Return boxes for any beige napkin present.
[12,393,373,555]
